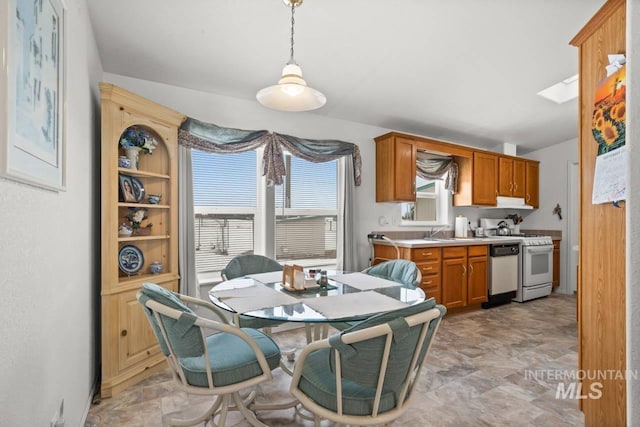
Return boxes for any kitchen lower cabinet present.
[372,243,488,309]
[411,247,442,302]
[442,254,467,308]
[442,246,488,309]
[467,246,489,304]
[553,240,560,287]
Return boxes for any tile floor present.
[86,293,582,426]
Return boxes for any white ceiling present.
[87,0,604,154]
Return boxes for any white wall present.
[0,1,103,425]
[519,138,578,293]
[627,0,639,421]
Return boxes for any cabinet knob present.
[121,329,128,337]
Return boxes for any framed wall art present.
[0,0,66,191]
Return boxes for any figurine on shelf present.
[124,208,153,236]
[147,194,162,204]
[118,223,133,237]
[150,261,163,274]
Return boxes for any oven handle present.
[526,246,553,253]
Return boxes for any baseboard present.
[81,374,101,425]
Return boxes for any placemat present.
[329,272,401,291]
[210,282,298,313]
[303,291,409,320]
[246,271,284,284]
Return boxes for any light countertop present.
[373,237,523,248]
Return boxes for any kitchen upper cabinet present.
[525,161,539,208]
[374,131,538,208]
[472,152,498,206]
[498,157,525,198]
[374,134,416,202]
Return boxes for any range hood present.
[481,196,534,210]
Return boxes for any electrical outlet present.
[49,398,65,427]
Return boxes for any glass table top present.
[208,272,425,323]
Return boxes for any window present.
[192,149,256,284]
[400,177,450,225]
[192,149,339,284]
[275,155,338,266]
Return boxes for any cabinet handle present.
[422,266,433,271]
[469,264,474,275]
[509,183,513,191]
[495,190,498,197]
[462,265,467,275]
[424,280,433,285]
[121,329,128,337]
[526,194,530,202]
[514,182,518,191]
[421,252,432,256]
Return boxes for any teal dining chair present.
[137,283,281,427]
[219,254,284,331]
[331,259,422,331]
[290,298,446,426]
[221,254,283,281]
[363,259,421,287]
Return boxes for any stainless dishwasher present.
[481,243,519,309]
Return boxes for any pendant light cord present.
[289,2,296,64]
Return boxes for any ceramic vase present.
[124,146,141,170]
[150,261,163,274]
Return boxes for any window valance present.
[178,117,361,186]
[416,151,458,194]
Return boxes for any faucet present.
[426,225,448,238]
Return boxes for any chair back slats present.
[371,332,394,416]
[334,350,343,416]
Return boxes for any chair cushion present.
[298,348,397,416]
[365,259,420,287]
[180,328,281,387]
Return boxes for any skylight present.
[537,74,579,104]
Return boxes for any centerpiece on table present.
[125,208,153,236]
[118,126,158,170]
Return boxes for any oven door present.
[522,245,554,287]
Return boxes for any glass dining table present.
[208,270,425,325]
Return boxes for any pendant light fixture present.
[256,0,326,112]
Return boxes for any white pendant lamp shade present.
[256,0,326,112]
[257,63,326,112]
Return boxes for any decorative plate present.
[131,176,145,203]
[118,244,144,275]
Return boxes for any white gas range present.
[480,219,554,302]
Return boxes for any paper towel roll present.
[455,216,468,238]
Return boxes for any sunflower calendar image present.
[591,63,626,205]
